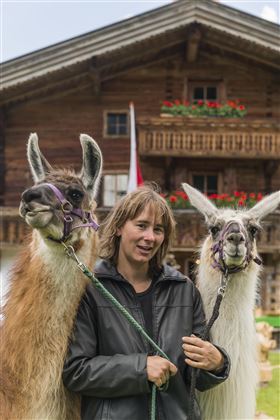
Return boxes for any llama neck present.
[2,230,96,391]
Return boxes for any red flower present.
[239,105,245,111]
[197,100,204,106]
[238,200,245,206]
[257,193,263,201]
[162,100,173,107]
[174,99,181,106]
[175,191,188,200]
[184,100,190,106]
[169,195,177,203]
[234,191,241,197]
[209,194,218,199]
[249,193,256,199]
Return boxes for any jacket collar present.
[95,259,187,283]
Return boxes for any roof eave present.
[1,0,279,91]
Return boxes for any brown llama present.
[0,133,103,419]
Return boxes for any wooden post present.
[0,107,5,205]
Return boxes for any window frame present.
[190,172,221,195]
[187,80,226,103]
[103,110,130,138]
[101,172,129,207]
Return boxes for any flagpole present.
[127,102,137,193]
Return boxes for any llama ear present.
[247,191,280,221]
[182,183,218,222]
[80,134,103,198]
[27,133,53,183]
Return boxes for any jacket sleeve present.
[62,290,151,398]
[184,284,230,391]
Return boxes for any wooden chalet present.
[1,0,279,313]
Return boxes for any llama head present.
[19,133,103,245]
[182,183,280,273]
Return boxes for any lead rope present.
[188,271,229,420]
[62,243,169,420]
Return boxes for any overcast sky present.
[1,0,279,63]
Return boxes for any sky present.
[0,0,279,63]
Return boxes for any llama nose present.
[21,188,43,203]
[227,232,245,245]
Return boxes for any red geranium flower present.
[175,191,188,200]
[162,100,173,107]
[169,195,177,203]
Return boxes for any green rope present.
[64,244,170,420]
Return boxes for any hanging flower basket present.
[162,191,263,210]
[160,100,247,118]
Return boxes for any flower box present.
[161,100,247,118]
[162,191,262,210]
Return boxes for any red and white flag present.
[127,102,144,193]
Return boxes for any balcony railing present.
[138,117,280,159]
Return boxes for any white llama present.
[0,133,102,420]
[182,183,280,420]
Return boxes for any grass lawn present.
[255,316,280,328]
[256,352,280,419]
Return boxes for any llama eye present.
[249,226,258,237]
[210,226,220,236]
[68,189,84,201]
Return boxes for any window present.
[192,174,218,195]
[192,86,217,101]
[104,112,129,136]
[103,174,128,207]
[188,81,222,103]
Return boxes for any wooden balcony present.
[138,117,280,159]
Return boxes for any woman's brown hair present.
[99,185,176,270]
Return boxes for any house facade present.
[1,0,279,313]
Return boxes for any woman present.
[63,186,230,420]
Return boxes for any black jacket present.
[63,261,230,420]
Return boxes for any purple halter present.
[211,220,262,275]
[43,183,99,242]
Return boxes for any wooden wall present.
[2,45,280,206]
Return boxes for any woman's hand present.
[182,335,224,372]
[147,355,177,387]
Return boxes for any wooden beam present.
[100,44,183,82]
[0,108,5,205]
[6,81,93,110]
[206,38,280,71]
[89,57,101,99]
[263,160,279,194]
[0,71,89,106]
[186,27,202,63]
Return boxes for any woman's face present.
[117,205,165,268]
